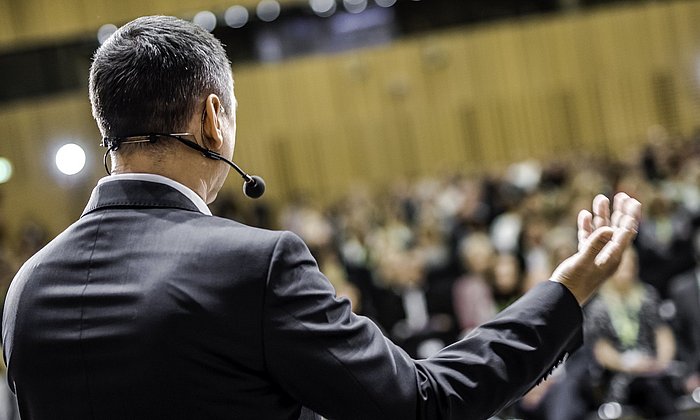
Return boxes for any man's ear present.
[202,94,224,151]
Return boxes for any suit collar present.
[97,173,211,214]
[81,179,206,217]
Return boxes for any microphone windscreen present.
[243,175,266,199]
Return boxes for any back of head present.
[89,16,233,139]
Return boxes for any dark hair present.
[89,16,233,138]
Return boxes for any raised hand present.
[551,192,642,305]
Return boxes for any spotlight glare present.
[97,24,118,45]
[55,144,86,176]
[310,0,336,17]
[257,0,281,22]
[0,157,13,184]
[193,10,217,32]
[343,0,367,14]
[225,5,249,28]
[598,402,622,420]
[692,387,700,404]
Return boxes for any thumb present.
[579,227,614,263]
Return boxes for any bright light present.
[55,144,86,176]
[375,0,396,7]
[193,11,218,32]
[257,0,281,22]
[0,157,12,184]
[97,24,118,45]
[255,0,282,22]
[310,0,336,17]
[343,0,367,14]
[598,402,622,420]
[225,6,249,28]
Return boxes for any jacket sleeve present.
[262,231,583,420]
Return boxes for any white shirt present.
[97,173,212,216]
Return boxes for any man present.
[2,16,641,420]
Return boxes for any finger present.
[623,197,642,222]
[610,193,624,228]
[595,217,638,266]
[579,226,614,263]
[613,192,628,215]
[611,192,639,229]
[578,210,593,252]
[592,194,610,229]
[611,192,642,227]
[610,209,622,229]
[615,214,639,237]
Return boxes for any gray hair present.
[89,16,234,139]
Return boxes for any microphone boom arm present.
[100,132,266,199]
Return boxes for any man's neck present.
[112,158,209,203]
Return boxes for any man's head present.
[90,15,234,137]
[89,16,237,202]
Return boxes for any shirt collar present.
[97,173,212,216]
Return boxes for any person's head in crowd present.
[17,222,48,262]
[605,248,640,294]
[89,16,236,203]
[646,191,674,219]
[544,225,577,267]
[519,214,549,251]
[377,250,425,290]
[491,252,524,307]
[615,171,649,202]
[458,232,494,276]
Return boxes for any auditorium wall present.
[0,0,306,47]
[1,1,700,237]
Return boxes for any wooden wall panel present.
[0,0,307,47]
[0,95,101,236]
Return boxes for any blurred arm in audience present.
[593,324,675,375]
[654,325,676,371]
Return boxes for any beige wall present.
[1,1,700,239]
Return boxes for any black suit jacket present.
[3,180,583,420]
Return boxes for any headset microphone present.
[203,149,266,199]
[100,133,266,199]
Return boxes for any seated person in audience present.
[491,252,525,312]
[373,250,453,357]
[516,344,599,420]
[587,248,679,419]
[452,232,497,335]
[635,192,695,298]
[669,228,700,394]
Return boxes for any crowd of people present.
[1,127,699,419]
[261,127,700,419]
